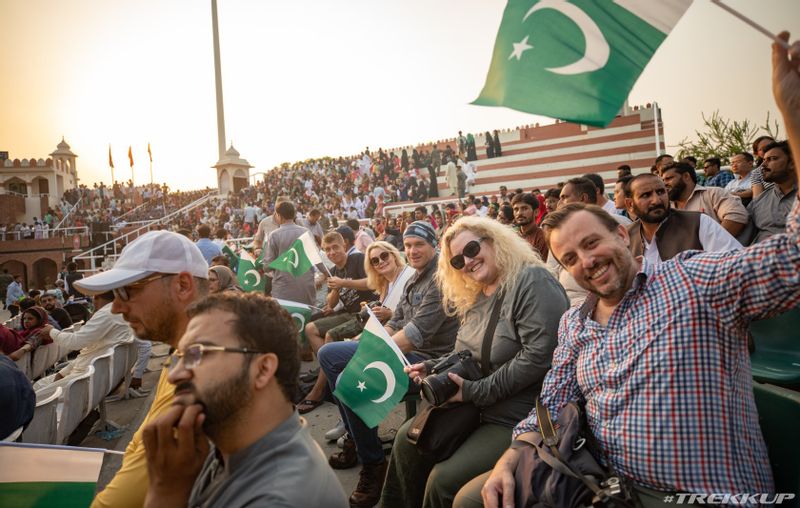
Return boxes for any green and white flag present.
[334,312,410,428]
[268,231,322,277]
[222,243,239,271]
[0,442,105,507]
[275,298,313,343]
[474,0,692,126]
[237,250,266,293]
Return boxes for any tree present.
[676,111,781,165]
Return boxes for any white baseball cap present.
[74,230,209,295]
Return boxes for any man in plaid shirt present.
[473,33,800,508]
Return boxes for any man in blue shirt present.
[195,224,221,266]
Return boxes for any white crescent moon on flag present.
[524,0,609,75]
[244,269,261,287]
[291,312,306,331]
[363,361,396,404]
[286,248,300,269]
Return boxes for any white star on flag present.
[508,35,533,60]
[357,381,366,392]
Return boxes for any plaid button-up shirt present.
[514,200,800,494]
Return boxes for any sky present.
[1,0,799,191]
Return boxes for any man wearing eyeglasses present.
[141,293,347,508]
[318,220,458,507]
[73,230,210,508]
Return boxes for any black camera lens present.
[421,374,457,406]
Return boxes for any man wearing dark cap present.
[318,220,458,507]
[72,230,210,508]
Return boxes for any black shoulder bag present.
[406,291,506,461]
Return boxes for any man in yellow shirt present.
[74,230,209,508]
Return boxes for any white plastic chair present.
[14,350,31,380]
[30,342,60,380]
[53,367,94,444]
[21,386,63,444]
[2,426,24,442]
[88,350,113,411]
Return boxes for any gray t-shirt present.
[188,412,347,508]
[458,264,569,427]
[264,223,316,306]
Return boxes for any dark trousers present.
[380,418,511,508]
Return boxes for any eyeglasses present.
[166,343,267,371]
[449,237,488,270]
[369,251,391,266]
[113,273,172,302]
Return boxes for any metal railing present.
[73,191,217,273]
[53,187,86,231]
[112,196,168,224]
[0,226,89,241]
[383,196,462,217]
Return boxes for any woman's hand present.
[372,305,392,322]
[445,372,465,403]
[404,363,428,384]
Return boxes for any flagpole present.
[710,0,790,50]
[653,101,662,156]
[148,143,153,186]
[109,144,115,184]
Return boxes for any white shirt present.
[382,266,415,311]
[641,213,742,265]
[724,172,753,194]
[48,304,133,378]
[602,199,619,216]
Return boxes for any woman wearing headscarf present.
[380,216,569,508]
[8,306,53,361]
[208,265,242,293]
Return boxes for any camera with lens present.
[356,301,383,324]
[420,350,483,406]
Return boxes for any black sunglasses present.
[449,237,488,270]
[370,251,391,266]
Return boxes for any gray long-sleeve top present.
[457,264,568,427]
[386,254,458,359]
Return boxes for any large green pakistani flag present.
[0,442,105,507]
[268,231,323,277]
[334,312,410,428]
[275,298,313,343]
[474,0,692,126]
[237,250,266,293]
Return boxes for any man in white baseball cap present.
[75,230,210,508]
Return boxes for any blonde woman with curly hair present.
[380,216,569,508]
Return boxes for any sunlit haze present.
[1,0,798,191]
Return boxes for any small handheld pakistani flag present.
[0,442,106,507]
[221,243,239,271]
[334,311,410,428]
[237,250,266,293]
[474,0,693,126]
[268,231,325,277]
[275,298,313,343]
